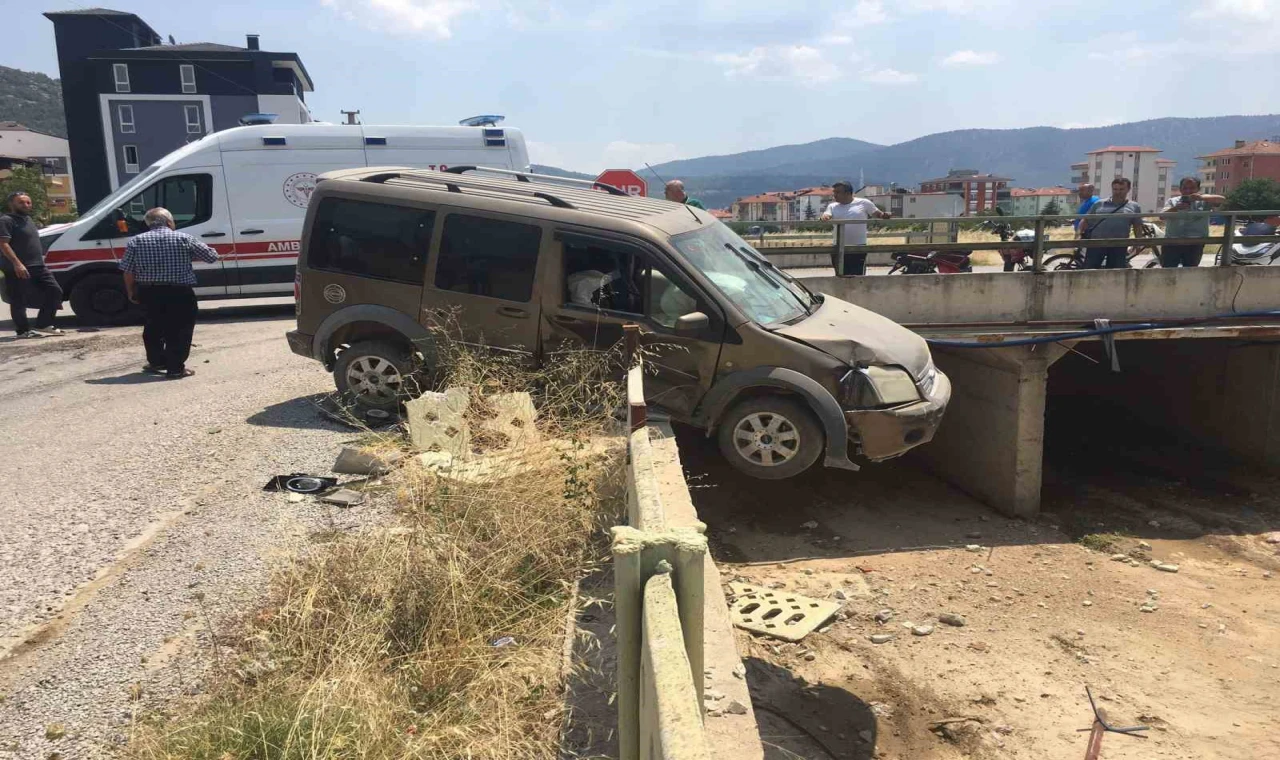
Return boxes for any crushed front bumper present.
[844,369,951,461]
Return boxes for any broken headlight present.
[840,365,921,409]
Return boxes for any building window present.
[180,64,196,94]
[184,105,203,135]
[113,63,130,93]
[117,104,135,134]
[123,144,140,174]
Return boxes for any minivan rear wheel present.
[333,341,415,411]
[717,397,823,480]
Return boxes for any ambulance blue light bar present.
[459,114,505,127]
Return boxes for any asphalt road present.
[0,298,383,757]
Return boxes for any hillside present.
[637,114,1280,208]
[0,66,65,138]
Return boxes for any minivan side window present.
[561,239,701,329]
[435,214,541,302]
[309,198,434,285]
[85,173,214,240]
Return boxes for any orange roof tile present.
[1086,146,1162,154]
[1196,140,1280,159]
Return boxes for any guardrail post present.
[1220,212,1235,266]
[1032,217,1046,272]
[835,222,846,277]
[612,532,644,760]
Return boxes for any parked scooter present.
[982,220,1036,271]
[887,249,973,274]
[1220,221,1280,265]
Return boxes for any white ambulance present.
[36,123,530,324]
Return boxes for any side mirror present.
[674,311,709,336]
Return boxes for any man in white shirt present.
[821,181,890,275]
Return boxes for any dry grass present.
[128,333,626,760]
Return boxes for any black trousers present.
[830,251,868,276]
[1084,246,1128,269]
[1161,244,1204,267]
[3,265,63,334]
[138,284,197,372]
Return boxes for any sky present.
[8,0,1280,173]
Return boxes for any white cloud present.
[1086,39,1182,62]
[903,0,1008,12]
[941,49,1001,67]
[320,0,480,38]
[861,67,919,84]
[1192,0,1276,22]
[851,0,889,24]
[714,45,840,84]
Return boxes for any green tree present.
[1041,199,1062,217]
[1224,179,1280,215]
[0,163,52,223]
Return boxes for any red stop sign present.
[595,169,648,198]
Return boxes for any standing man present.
[1,191,65,338]
[664,180,705,209]
[1073,182,1100,231]
[1160,177,1224,267]
[821,181,890,275]
[1078,178,1144,269]
[119,207,218,378]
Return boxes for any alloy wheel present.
[732,411,801,467]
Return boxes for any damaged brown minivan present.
[286,167,950,479]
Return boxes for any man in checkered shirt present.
[119,207,219,379]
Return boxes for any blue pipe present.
[924,310,1280,348]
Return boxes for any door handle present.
[497,306,529,319]
[552,314,588,325]
[239,229,265,235]
[201,232,226,238]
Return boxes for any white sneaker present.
[16,330,46,339]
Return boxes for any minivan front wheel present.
[717,397,823,480]
[333,341,415,411]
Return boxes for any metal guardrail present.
[732,210,1280,274]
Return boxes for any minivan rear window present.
[435,214,541,302]
[309,198,434,285]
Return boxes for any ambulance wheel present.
[333,341,415,411]
[69,272,143,326]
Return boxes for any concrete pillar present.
[914,343,1067,517]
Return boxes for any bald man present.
[664,180,705,209]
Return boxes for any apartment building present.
[45,8,314,209]
[731,191,796,222]
[1077,146,1174,210]
[1197,138,1280,194]
[918,169,1012,215]
[791,187,833,220]
[865,190,963,218]
[0,122,75,212]
[1010,187,1073,216]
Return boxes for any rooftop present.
[0,122,65,139]
[43,7,136,15]
[920,173,1013,184]
[1086,146,1162,154]
[1197,139,1280,159]
[1010,187,1073,197]
[125,42,248,52]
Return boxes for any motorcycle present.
[982,220,1036,271]
[1219,221,1280,266]
[887,249,973,274]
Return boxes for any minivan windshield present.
[670,222,812,326]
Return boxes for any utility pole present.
[340,109,361,125]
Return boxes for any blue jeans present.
[1084,246,1128,269]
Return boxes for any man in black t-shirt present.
[0,191,64,338]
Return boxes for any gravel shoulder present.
[0,304,388,757]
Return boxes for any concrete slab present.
[404,387,470,456]
[478,391,541,448]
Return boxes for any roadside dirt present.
[675,407,1280,760]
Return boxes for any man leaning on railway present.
[118,207,218,379]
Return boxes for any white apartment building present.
[1079,146,1175,211]
[866,191,964,218]
[0,122,75,211]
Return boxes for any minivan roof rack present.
[443,165,629,196]
[361,169,580,209]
